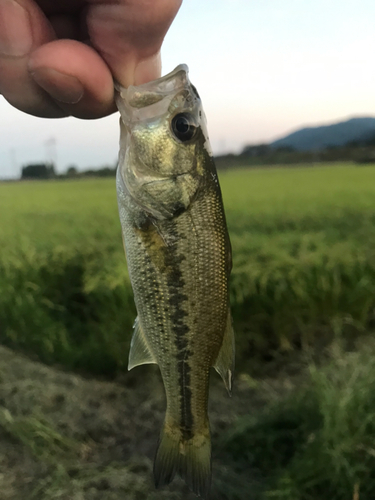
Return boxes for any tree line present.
[20,133,375,180]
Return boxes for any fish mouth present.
[115,65,193,125]
[115,64,189,106]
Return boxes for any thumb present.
[86,0,182,87]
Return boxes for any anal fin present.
[128,317,157,371]
[213,310,235,395]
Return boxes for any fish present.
[115,64,234,499]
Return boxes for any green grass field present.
[2,162,375,372]
[2,162,375,499]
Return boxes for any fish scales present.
[116,65,234,499]
[120,175,229,431]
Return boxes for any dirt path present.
[0,346,296,499]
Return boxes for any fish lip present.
[114,64,189,95]
[115,65,193,123]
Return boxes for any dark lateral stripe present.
[163,231,194,440]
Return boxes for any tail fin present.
[154,423,211,499]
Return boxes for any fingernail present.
[31,68,84,104]
[0,0,32,56]
[134,53,162,86]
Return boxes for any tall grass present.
[220,344,375,499]
[2,164,375,373]
[0,250,135,373]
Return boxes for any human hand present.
[0,0,182,119]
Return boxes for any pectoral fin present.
[128,317,157,371]
[213,311,235,396]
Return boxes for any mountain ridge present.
[270,117,375,151]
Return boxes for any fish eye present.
[171,113,197,142]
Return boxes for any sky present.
[1,0,375,178]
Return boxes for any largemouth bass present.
[115,64,234,499]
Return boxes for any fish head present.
[116,65,212,219]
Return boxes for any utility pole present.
[44,137,57,171]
